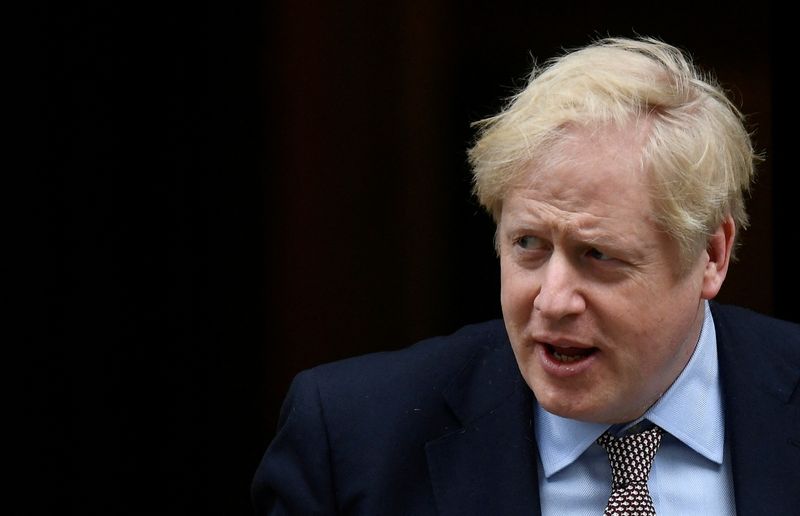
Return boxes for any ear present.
[700,215,736,300]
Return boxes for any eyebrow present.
[502,218,632,253]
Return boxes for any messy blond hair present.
[468,37,758,267]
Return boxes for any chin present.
[534,389,623,424]
[536,394,593,421]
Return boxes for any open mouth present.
[546,344,598,363]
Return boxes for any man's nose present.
[532,253,586,319]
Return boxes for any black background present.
[39,1,796,514]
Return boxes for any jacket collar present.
[712,302,800,515]
[425,305,800,515]
[425,329,541,516]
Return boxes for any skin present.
[498,123,734,424]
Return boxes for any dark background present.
[39,1,796,514]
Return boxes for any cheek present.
[611,301,695,377]
[500,264,536,320]
[603,300,666,356]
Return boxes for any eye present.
[514,235,543,250]
[586,248,614,261]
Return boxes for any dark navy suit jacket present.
[253,303,800,515]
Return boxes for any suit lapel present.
[713,304,800,515]
[425,339,541,516]
[423,304,799,516]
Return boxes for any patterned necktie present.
[596,424,663,516]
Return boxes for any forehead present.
[501,123,661,239]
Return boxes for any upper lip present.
[531,335,595,349]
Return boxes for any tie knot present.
[597,425,663,488]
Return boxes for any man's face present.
[498,124,711,424]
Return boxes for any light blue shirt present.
[535,301,736,515]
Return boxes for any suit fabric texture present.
[253,303,800,515]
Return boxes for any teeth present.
[552,350,583,363]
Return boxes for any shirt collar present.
[535,301,725,478]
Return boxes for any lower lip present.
[536,342,598,377]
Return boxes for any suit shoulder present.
[711,303,799,397]
[309,319,509,393]
[711,302,800,348]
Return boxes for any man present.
[253,38,799,515]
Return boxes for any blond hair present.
[468,37,758,266]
